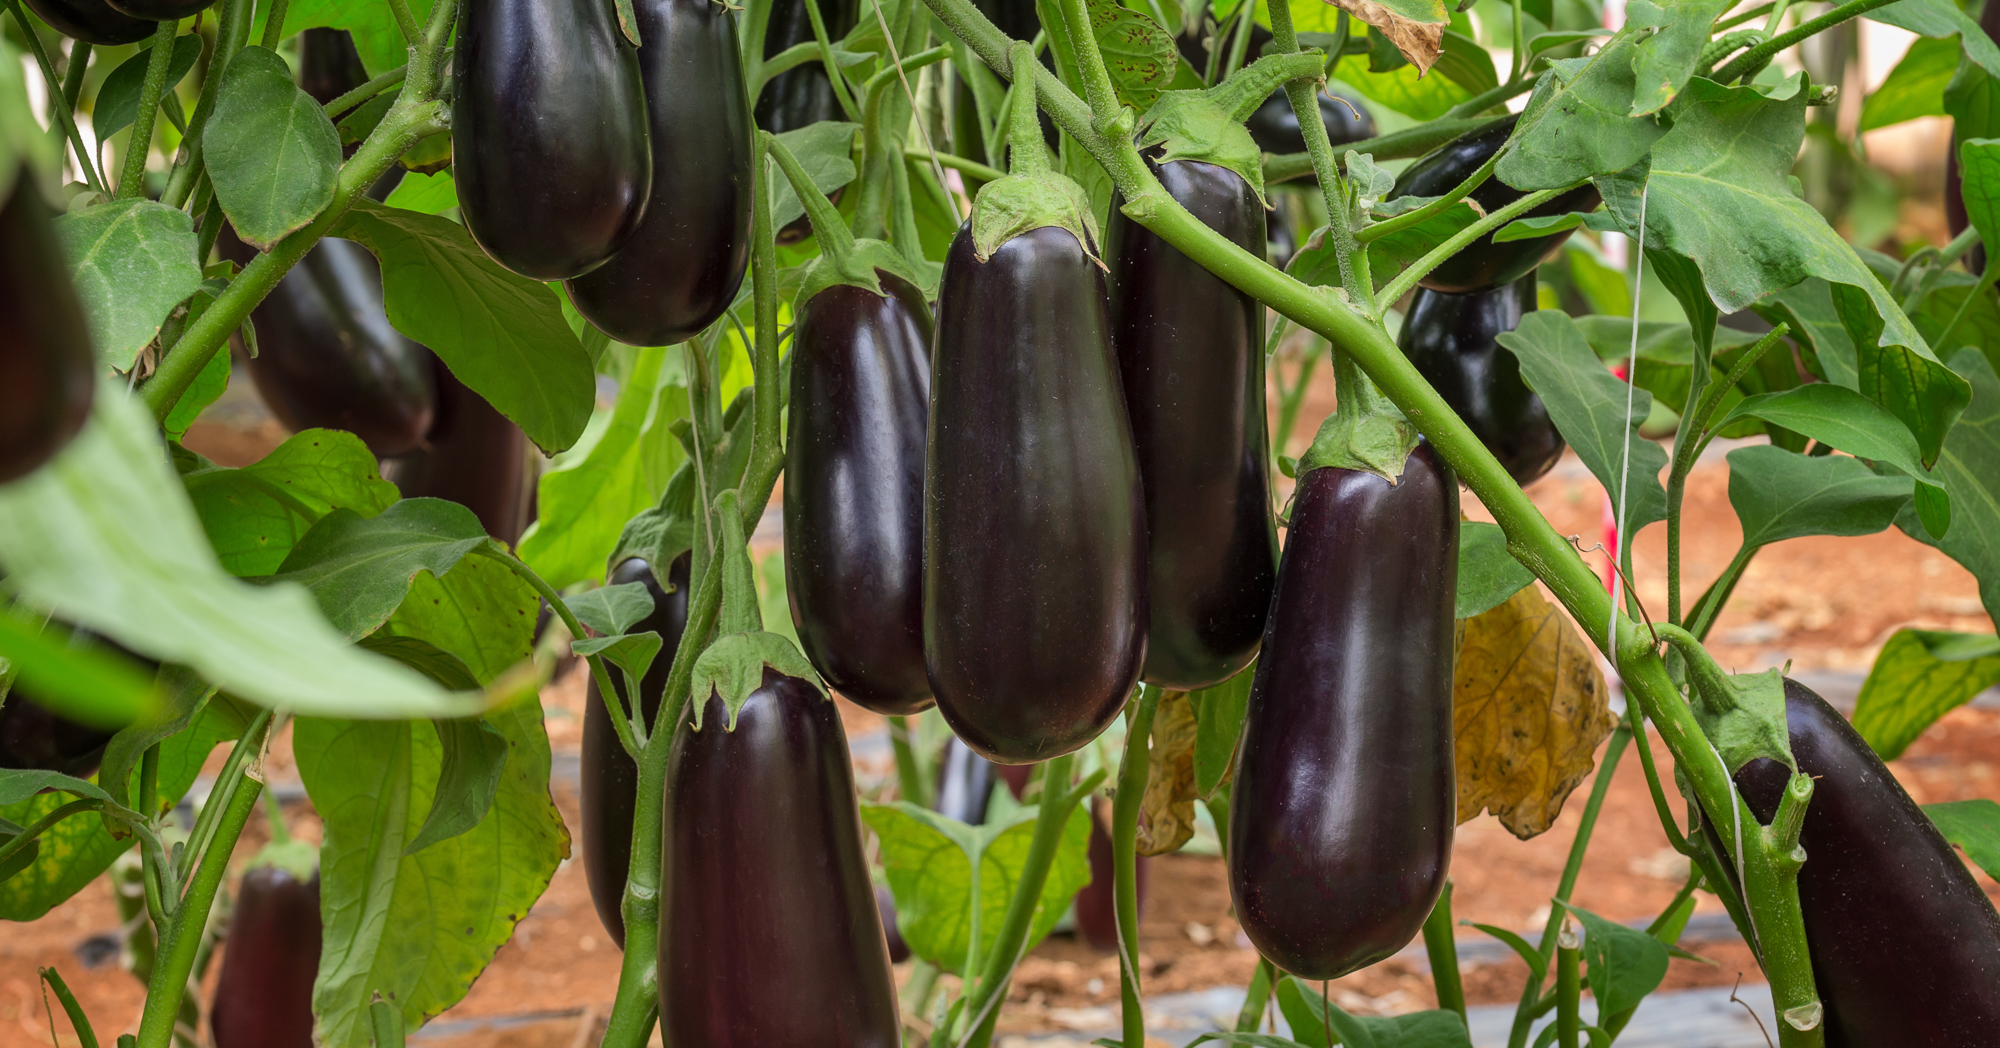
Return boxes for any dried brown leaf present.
[1325,0,1446,74]
[1454,584,1616,839]
[1136,690,1198,856]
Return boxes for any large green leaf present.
[1852,629,2000,760]
[1924,799,2000,880]
[298,693,566,1047]
[1726,445,1913,551]
[0,385,474,719]
[1496,311,1669,535]
[92,35,203,151]
[1716,384,1951,538]
[1598,77,1969,466]
[274,499,492,641]
[252,0,435,74]
[1626,0,1732,116]
[1897,349,2000,622]
[333,199,593,453]
[1861,34,1960,131]
[181,428,401,577]
[0,612,156,728]
[518,346,687,588]
[207,46,342,248]
[54,200,202,371]
[1872,0,2000,80]
[861,800,1091,975]
[1495,32,1664,190]
[373,555,539,685]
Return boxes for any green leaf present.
[1496,311,1669,535]
[0,384,473,719]
[1852,629,2000,759]
[0,612,156,729]
[0,769,114,808]
[566,582,657,637]
[517,345,687,588]
[95,665,209,818]
[767,122,861,232]
[1190,667,1253,798]
[252,0,435,74]
[1332,53,1469,120]
[861,799,1092,975]
[1897,349,2000,622]
[1625,0,1732,116]
[1598,77,1969,466]
[358,634,481,690]
[1278,977,1474,1047]
[1353,198,1481,293]
[688,631,825,730]
[570,630,663,691]
[332,199,593,454]
[1560,902,1670,1020]
[1923,798,2000,880]
[274,499,493,641]
[404,717,510,856]
[1726,444,1914,550]
[298,692,567,1047]
[1871,0,2000,81]
[1496,33,1664,190]
[92,35,203,152]
[1086,0,1176,110]
[54,200,202,370]
[1457,521,1535,619]
[1946,50,2000,143]
[383,171,460,215]
[1434,29,1498,97]
[181,428,401,577]
[1861,34,1960,131]
[206,46,342,248]
[372,554,538,685]
[1717,384,1949,537]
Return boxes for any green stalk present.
[161,0,255,210]
[889,715,932,807]
[1263,118,1501,184]
[1376,185,1570,306]
[385,0,423,47]
[260,0,293,47]
[803,0,861,121]
[1555,922,1580,1048]
[1420,882,1466,1023]
[481,546,640,757]
[178,709,273,893]
[1264,0,1369,310]
[1716,2,1775,31]
[323,65,410,120]
[1440,75,1539,119]
[1235,957,1275,1032]
[58,40,90,115]
[906,146,1005,182]
[1667,325,1786,627]
[1510,0,1524,81]
[1111,686,1161,1048]
[5,0,104,193]
[1712,0,1900,83]
[118,19,182,200]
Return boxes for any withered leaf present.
[1136,690,1198,856]
[1324,0,1447,74]
[1454,584,1615,839]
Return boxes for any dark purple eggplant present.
[933,735,996,824]
[0,176,94,484]
[875,886,911,963]
[1390,116,1600,295]
[1399,273,1564,485]
[660,670,900,1046]
[1108,158,1277,691]
[1228,447,1458,979]
[566,0,751,346]
[1244,89,1375,159]
[296,28,369,106]
[0,691,115,778]
[452,0,652,280]
[1074,799,1148,953]
[582,553,692,948]
[925,224,1148,765]
[102,0,208,18]
[1729,680,2000,1048]
[210,864,320,1048]
[379,361,532,545]
[21,0,152,45]
[755,0,857,133]
[784,272,933,716]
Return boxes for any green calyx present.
[971,42,1101,262]
[688,489,828,732]
[762,130,927,306]
[1297,340,1419,484]
[1137,52,1324,210]
[1658,626,1798,777]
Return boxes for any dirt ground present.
[2,338,1995,1046]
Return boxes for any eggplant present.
[379,361,533,545]
[1728,680,2000,1048]
[21,0,152,45]
[210,864,320,1048]
[1398,274,1564,485]
[1245,89,1375,160]
[296,27,370,107]
[1107,158,1277,691]
[1073,799,1148,952]
[784,272,933,715]
[102,0,208,18]
[933,736,996,824]
[1228,448,1458,979]
[582,553,692,948]
[0,176,94,484]
[566,0,751,346]
[660,670,900,1046]
[1389,116,1600,295]
[875,886,911,963]
[755,0,856,134]
[452,0,652,280]
[0,691,115,778]
[925,224,1148,765]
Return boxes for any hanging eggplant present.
[209,860,321,1048]
[1228,446,1458,979]
[379,361,533,545]
[1244,89,1374,160]
[582,553,692,948]
[452,0,652,279]
[755,0,857,133]
[1398,273,1564,485]
[0,174,94,484]
[566,0,752,346]
[21,0,152,45]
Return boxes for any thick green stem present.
[1712,0,1899,83]
[1264,0,1367,309]
[58,40,89,113]
[162,0,255,210]
[765,130,861,261]
[260,0,293,47]
[1555,923,1580,1048]
[6,0,104,193]
[1235,956,1275,1032]
[1112,686,1160,1048]
[323,65,410,120]
[1377,185,1569,306]
[739,132,785,541]
[1421,882,1466,1023]
[119,19,181,200]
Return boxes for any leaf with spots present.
[1137,689,1198,856]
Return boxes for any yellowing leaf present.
[1454,585,1615,839]
[1137,690,1198,856]
[1326,0,1446,73]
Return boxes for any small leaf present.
[571,630,664,693]
[404,717,510,856]
[1924,798,2000,881]
[383,171,460,215]
[566,583,658,638]
[1717,383,1946,539]
[1136,690,1198,856]
[1086,0,1176,109]
[273,499,493,641]
[54,200,202,370]
[1279,976,1475,1047]
[1626,0,1731,116]
[1852,629,2000,760]
[1468,922,1547,973]
[1558,902,1670,1020]
[1190,668,1253,798]
[1725,444,1914,551]
[206,46,342,248]
[766,122,861,231]
[0,770,115,809]
[1456,521,1534,619]
[162,337,230,441]
[1454,584,1616,839]
[92,36,204,151]
[688,631,824,731]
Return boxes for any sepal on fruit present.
[1135,52,1323,210]
[971,43,1101,263]
[688,632,827,731]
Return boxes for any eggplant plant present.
[2,1,1999,1048]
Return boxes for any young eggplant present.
[566,0,751,346]
[755,0,857,133]
[660,669,901,1047]
[21,0,152,45]
[1398,274,1564,485]
[210,859,321,1048]
[379,361,533,545]
[0,174,94,484]
[1228,447,1458,979]
[582,553,692,948]
[452,0,652,279]
[1730,679,2000,1048]
[925,49,1146,764]
[1389,116,1600,294]
[1107,156,1278,691]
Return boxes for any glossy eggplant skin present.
[102,0,208,18]
[566,0,751,346]
[0,179,94,485]
[582,553,692,948]
[210,866,321,1048]
[452,0,652,280]
[755,0,857,133]
[1108,159,1277,691]
[297,28,369,107]
[379,361,533,545]
[925,225,1148,765]
[1245,89,1375,159]
[661,670,900,1047]
[933,736,996,824]
[1228,449,1458,980]
[1390,117,1600,294]
[21,0,151,46]
[1729,680,2000,1048]
[785,274,934,715]
[1399,274,1563,486]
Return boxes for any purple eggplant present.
[0,175,94,484]
[1399,273,1563,485]
[380,361,533,546]
[210,864,320,1048]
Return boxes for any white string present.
[1607,184,1649,657]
